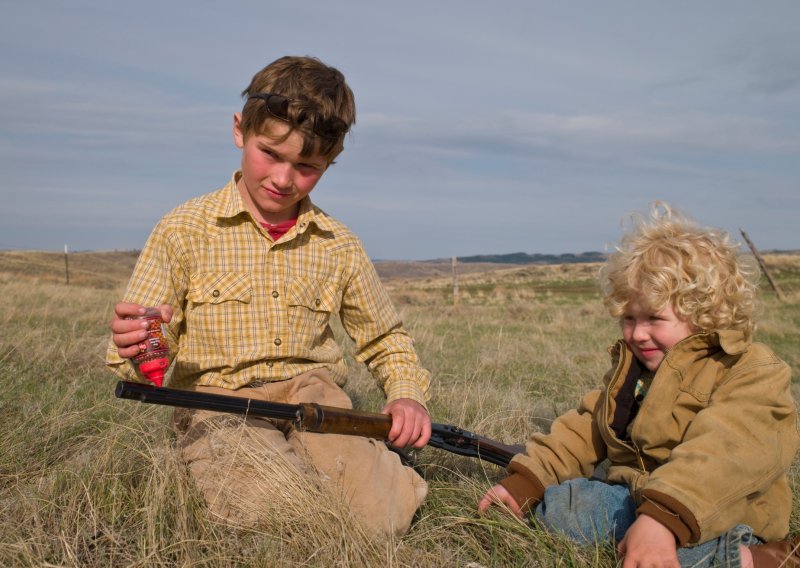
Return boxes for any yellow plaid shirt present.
[106,172,431,406]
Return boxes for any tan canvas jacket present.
[501,330,798,545]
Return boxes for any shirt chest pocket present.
[188,272,252,304]
[287,278,340,342]
[186,272,254,350]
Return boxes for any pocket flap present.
[287,278,338,312]
[187,272,252,304]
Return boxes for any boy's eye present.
[297,162,323,174]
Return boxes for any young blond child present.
[107,56,430,537]
[479,203,799,567]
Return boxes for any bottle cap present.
[138,357,168,387]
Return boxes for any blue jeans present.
[533,478,759,567]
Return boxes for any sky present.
[1,1,798,260]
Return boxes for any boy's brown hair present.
[240,56,356,163]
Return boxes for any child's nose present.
[271,163,293,187]
[631,323,649,342]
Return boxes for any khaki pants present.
[171,369,427,537]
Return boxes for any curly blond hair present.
[600,203,760,339]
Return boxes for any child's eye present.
[297,163,322,174]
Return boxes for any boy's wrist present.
[384,377,429,409]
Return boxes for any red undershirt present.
[260,218,297,241]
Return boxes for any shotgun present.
[115,381,524,468]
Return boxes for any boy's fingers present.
[382,399,431,447]
[157,304,174,323]
[412,417,432,448]
[114,302,145,319]
[387,411,404,443]
[478,488,507,513]
[117,343,146,359]
[117,328,148,344]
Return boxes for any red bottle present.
[129,307,170,387]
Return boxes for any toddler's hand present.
[617,514,680,567]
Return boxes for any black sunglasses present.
[247,92,349,140]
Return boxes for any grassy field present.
[0,251,798,567]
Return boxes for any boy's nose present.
[271,163,293,188]
[631,323,649,342]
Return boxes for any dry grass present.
[1,251,798,567]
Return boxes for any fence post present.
[64,244,70,285]
[739,229,785,302]
[451,256,459,307]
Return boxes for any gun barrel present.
[115,381,299,422]
[115,381,393,439]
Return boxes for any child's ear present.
[232,113,245,149]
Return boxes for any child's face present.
[233,115,328,225]
[621,296,696,372]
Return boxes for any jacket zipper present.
[606,345,647,473]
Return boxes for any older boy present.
[479,204,799,567]
[107,56,430,537]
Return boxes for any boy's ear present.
[232,113,245,149]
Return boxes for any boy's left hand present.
[382,399,431,448]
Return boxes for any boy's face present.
[233,114,328,225]
[621,296,695,372]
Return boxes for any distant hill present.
[451,251,608,265]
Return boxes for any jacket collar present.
[680,329,750,355]
[610,328,751,365]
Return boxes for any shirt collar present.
[215,171,337,238]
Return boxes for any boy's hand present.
[617,514,680,567]
[381,399,431,448]
[110,302,173,359]
[478,484,523,518]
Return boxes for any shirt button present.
[274,338,282,346]
[212,290,220,298]
[267,361,274,368]
[272,290,279,298]
[314,298,321,306]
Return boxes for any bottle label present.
[143,318,168,353]
[132,314,169,363]
[128,310,170,386]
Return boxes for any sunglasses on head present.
[247,92,349,140]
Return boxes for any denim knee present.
[534,478,636,545]
[676,524,758,568]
